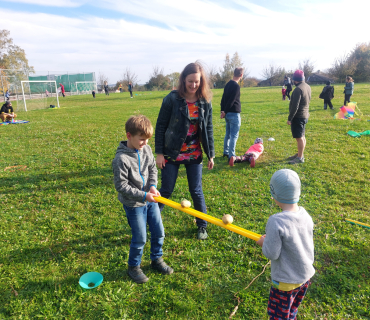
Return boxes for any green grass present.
[1,85,370,319]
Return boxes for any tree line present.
[2,29,370,94]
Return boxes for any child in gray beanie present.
[257,169,315,319]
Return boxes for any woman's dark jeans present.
[344,94,352,106]
[159,162,207,228]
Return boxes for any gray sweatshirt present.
[262,207,315,284]
[112,141,157,207]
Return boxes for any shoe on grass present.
[287,153,298,160]
[128,265,149,284]
[250,156,255,168]
[197,227,208,240]
[151,257,173,275]
[229,156,236,167]
[289,157,304,164]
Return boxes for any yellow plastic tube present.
[155,196,262,241]
[345,218,370,229]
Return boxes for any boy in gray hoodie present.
[257,169,315,319]
[112,115,173,284]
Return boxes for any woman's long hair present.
[177,61,212,102]
[346,76,354,82]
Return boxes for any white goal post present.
[74,81,97,95]
[19,80,60,112]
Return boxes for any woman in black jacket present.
[155,62,214,240]
[319,81,334,110]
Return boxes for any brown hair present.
[125,115,153,138]
[177,61,212,102]
[234,67,244,77]
[346,76,354,82]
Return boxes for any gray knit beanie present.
[254,138,263,144]
[270,169,301,204]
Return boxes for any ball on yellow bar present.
[222,214,233,224]
[181,200,191,208]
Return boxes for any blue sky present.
[1,0,369,84]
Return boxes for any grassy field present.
[1,84,370,319]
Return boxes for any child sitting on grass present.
[257,169,315,320]
[0,101,17,122]
[112,115,173,284]
[229,138,264,167]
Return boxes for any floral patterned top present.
[165,101,202,164]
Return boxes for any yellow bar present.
[155,196,261,241]
[345,219,370,229]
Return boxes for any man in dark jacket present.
[220,67,244,165]
[320,81,334,110]
[287,70,311,164]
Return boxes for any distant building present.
[307,72,334,84]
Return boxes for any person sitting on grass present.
[112,115,173,284]
[257,169,315,320]
[229,138,264,168]
[0,101,17,122]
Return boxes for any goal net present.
[71,81,97,95]
[16,81,59,112]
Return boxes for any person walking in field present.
[104,81,109,96]
[287,70,311,164]
[282,86,286,101]
[257,169,315,320]
[155,62,215,240]
[220,67,244,164]
[343,76,354,106]
[319,81,334,110]
[59,83,65,97]
[284,76,293,101]
[5,90,10,101]
[128,82,133,98]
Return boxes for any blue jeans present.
[223,112,241,158]
[159,162,207,228]
[123,202,164,267]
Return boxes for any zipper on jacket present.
[136,149,145,190]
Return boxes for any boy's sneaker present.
[250,156,255,168]
[287,153,298,160]
[229,156,236,167]
[197,227,208,240]
[289,157,304,164]
[151,257,174,275]
[128,265,149,284]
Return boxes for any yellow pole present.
[345,219,370,229]
[155,196,261,241]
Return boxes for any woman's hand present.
[156,154,166,169]
[256,234,266,247]
[207,158,214,170]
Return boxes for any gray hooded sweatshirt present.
[262,207,315,284]
[112,141,157,208]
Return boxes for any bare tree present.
[97,72,109,89]
[121,67,139,86]
[298,59,315,79]
[261,63,286,85]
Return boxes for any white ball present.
[222,214,233,224]
[181,200,191,208]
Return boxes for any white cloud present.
[2,0,86,7]
[1,0,370,83]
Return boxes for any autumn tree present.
[328,53,358,83]
[0,29,34,95]
[145,66,170,91]
[218,52,249,87]
[167,72,180,90]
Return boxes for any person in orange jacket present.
[229,138,264,168]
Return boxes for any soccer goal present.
[16,81,59,112]
[72,81,97,95]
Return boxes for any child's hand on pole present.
[256,234,266,247]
